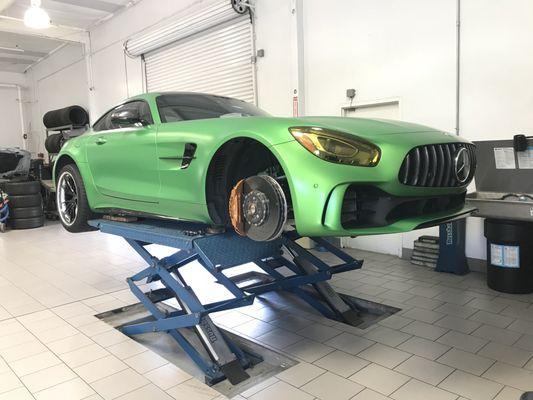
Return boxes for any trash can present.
[484,219,533,294]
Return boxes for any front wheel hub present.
[229,175,287,241]
[243,190,269,226]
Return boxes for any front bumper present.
[322,183,474,236]
[271,140,475,237]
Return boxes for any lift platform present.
[89,218,364,385]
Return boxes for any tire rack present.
[43,124,85,220]
[45,124,85,167]
[88,218,364,385]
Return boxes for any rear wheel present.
[56,164,95,233]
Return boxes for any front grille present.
[399,143,476,187]
[340,186,465,229]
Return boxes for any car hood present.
[290,116,442,137]
[254,116,469,147]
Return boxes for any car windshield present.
[156,93,269,123]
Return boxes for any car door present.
[155,94,215,207]
[86,101,160,203]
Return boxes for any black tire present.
[4,180,40,196]
[56,164,95,233]
[7,194,42,208]
[10,216,44,230]
[43,105,89,129]
[10,206,43,219]
[45,134,63,154]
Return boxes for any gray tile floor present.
[1,221,533,399]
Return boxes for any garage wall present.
[32,0,294,122]
[23,0,533,262]
[0,71,29,150]
[88,0,198,118]
[299,0,533,262]
[0,86,23,148]
[461,0,533,142]
[303,0,457,132]
[0,71,27,86]
[25,43,89,155]
[459,0,533,261]
[254,0,293,116]
[301,0,457,257]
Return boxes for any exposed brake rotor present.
[228,175,287,242]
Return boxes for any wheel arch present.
[204,136,294,226]
[53,154,77,182]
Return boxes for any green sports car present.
[54,92,476,241]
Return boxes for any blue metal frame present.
[89,219,363,384]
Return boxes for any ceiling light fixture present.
[24,0,50,29]
[0,46,24,52]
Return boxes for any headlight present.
[289,126,381,167]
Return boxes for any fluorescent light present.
[0,46,24,52]
[24,0,50,29]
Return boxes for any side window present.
[138,102,154,125]
[92,109,114,132]
[93,101,153,131]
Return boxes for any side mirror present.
[110,108,146,127]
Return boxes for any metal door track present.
[89,219,364,385]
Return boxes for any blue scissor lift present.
[89,219,364,385]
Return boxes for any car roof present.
[128,91,239,103]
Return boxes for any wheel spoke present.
[58,172,79,226]
[66,178,76,194]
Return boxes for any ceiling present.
[0,0,134,73]
[0,30,64,72]
[2,0,133,29]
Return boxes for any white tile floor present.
[1,221,533,399]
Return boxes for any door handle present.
[95,137,107,145]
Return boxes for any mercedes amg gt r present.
[54,92,476,241]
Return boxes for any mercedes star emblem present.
[454,147,471,183]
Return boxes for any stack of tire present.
[45,133,65,154]
[4,181,44,229]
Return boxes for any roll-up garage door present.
[144,15,255,103]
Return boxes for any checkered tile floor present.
[0,221,533,399]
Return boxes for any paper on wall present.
[490,243,520,268]
[493,147,516,169]
[490,244,504,266]
[517,146,533,169]
[503,245,520,268]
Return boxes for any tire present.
[10,216,44,230]
[45,134,63,154]
[4,180,40,196]
[7,193,42,208]
[10,206,43,219]
[56,164,95,233]
[43,105,89,129]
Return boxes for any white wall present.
[254,0,293,116]
[301,0,533,261]
[0,71,28,149]
[22,0,533,261]
[301,0,457,256]
[0,71,27,86]
[461,0,533,142]
[0,86,23,148]
[25,43,88,154]
[88,0,199,118]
